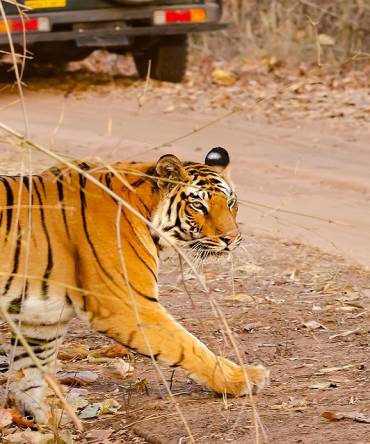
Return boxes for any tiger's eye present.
[191,201,203,210]
[190,201,207,213]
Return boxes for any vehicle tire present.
[133,50,154,79]
[133,34,188,83]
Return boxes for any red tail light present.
[0,17,50,33]
[166,10,191,23]
[153,8,207,25]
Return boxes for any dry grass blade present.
[306,15,322,67]
[137,58,152,108]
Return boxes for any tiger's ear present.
[205,147,231,179]
[156,154,188,190]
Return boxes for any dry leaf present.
[69,387,89,397]
[322,410,370,423]
[309,381,338,390]
[79,398,121,419]
[234,264,263,274]
[0,408,34,429]
[270,397,307,411]
[4,430,51,444]
[85,428,114,441]
[289,82,305,94]
[8,408,35,428]
[66,394,89,411]
[303,320,327,330]
[58,343,89,361]
[4,430,73,444]
[242,322,262,332]
[211,69,236,86]
[79,403,102,420]
[336,305,359,312]
[226,293,263,303]
[57,370,98,386]
[0,408,12,429]
[91,344,128,359]
[103,358,134,379]
[318,34,335,46]
[267,56,279,71]
[101,399,121,414]
[163,105,175,113]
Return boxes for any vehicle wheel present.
[133,50,154,79]
[133,34,188,83]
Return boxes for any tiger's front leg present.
[91,300,269,396]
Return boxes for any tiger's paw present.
[8,375,51,424]
[242,364,270,395]
[213,358,269,396]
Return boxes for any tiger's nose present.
[220,233,241,249]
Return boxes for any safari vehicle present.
[0,0,226,82]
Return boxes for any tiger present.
[0,147,269,424]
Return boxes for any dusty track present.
[0,74,369,444]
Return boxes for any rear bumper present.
[0,4,227,47]
[0,23,228,46]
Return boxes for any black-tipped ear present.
[205,147,230,168]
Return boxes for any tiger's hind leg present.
[6,322,69,424]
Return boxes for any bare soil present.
[0,59,369,443]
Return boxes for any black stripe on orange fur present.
[33,181,53,299]
[78,173,114,281]
[0,177,14,243]
[2,224,21,296]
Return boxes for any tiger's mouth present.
[189,236,241,255]
[189,240,233,260]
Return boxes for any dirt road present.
[1,84,369,268]
[0,75,370,443]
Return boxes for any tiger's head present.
[152,147,241,258]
